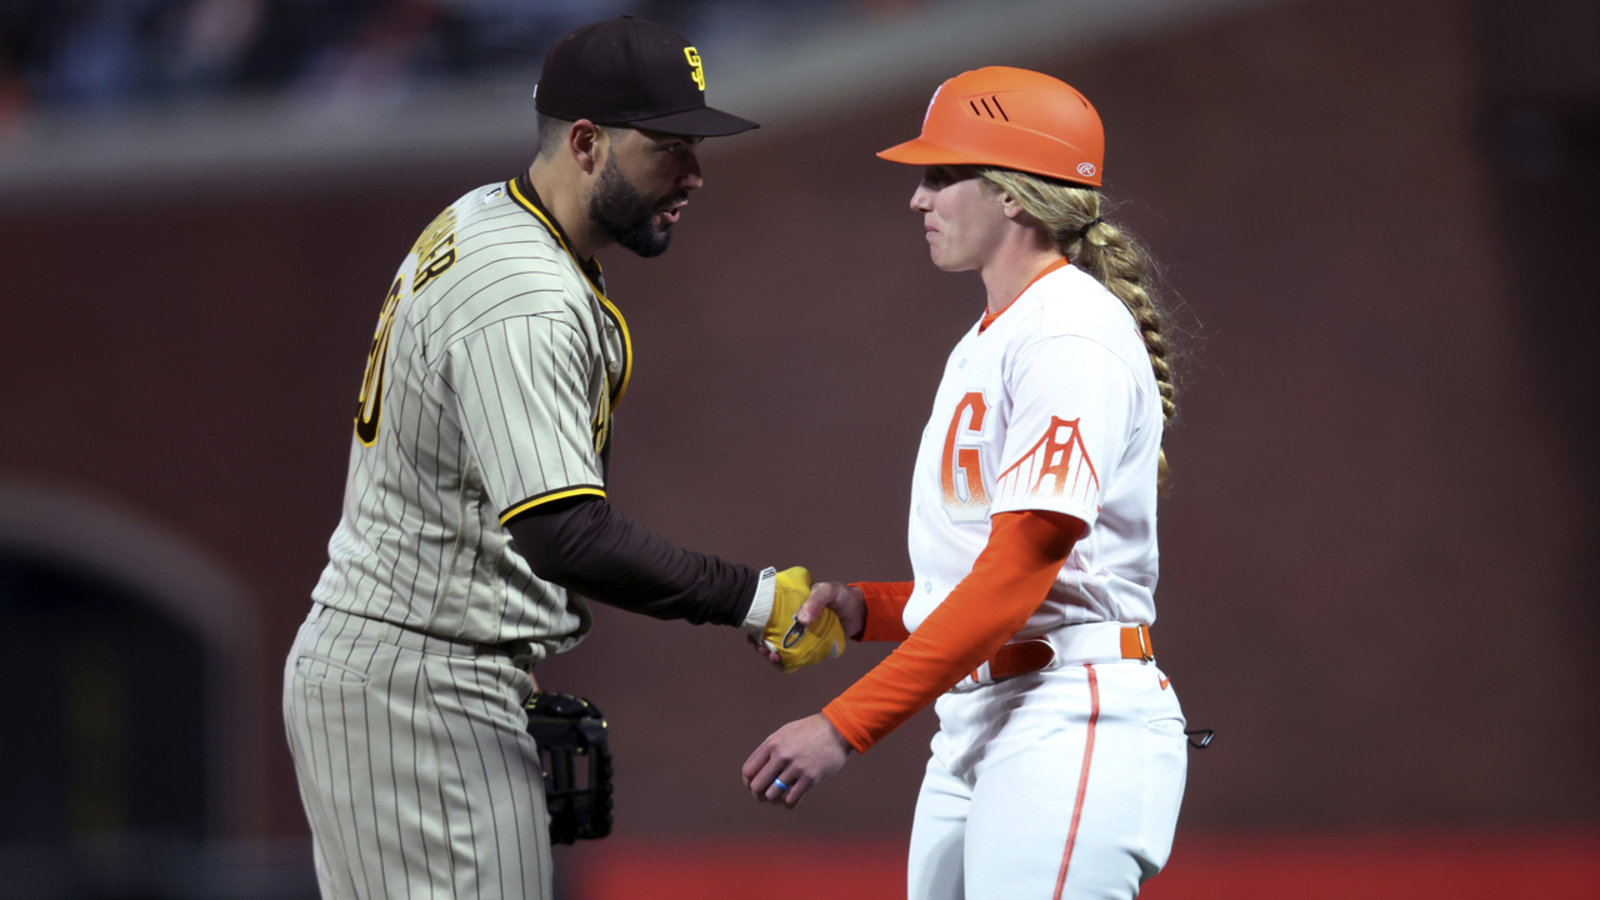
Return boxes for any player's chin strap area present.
[525,692,614,843]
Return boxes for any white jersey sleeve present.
[989,335,1139,528]
[444,314,607,523]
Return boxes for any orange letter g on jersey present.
[940,392,991,523]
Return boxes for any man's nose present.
[678,152,704,191]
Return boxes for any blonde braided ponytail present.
[978,167,1177,490]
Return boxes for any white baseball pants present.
[283,604,551,900]
[908,661,1187,900]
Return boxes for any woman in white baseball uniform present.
[743,67,1189,899]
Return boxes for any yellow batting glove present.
[759,567,846,673]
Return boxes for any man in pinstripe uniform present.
[284,17,788,899]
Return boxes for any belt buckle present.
[1135,625,1153,662]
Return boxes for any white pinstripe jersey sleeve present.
[445,314,606,519]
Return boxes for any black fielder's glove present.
[525,692,613,844]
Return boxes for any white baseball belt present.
[952,622,1155,692]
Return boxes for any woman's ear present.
[1000,191,1036,225]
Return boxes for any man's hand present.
[741,713,853,808]
[749,580,865,669]
[745,568,846,673]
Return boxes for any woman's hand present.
[748,581,866,668]
[801,581,866,640]
[741,713,853,808]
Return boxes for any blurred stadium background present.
[1,0,1596,897]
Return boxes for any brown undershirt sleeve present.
[508,497,758,627]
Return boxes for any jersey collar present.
[510,173,606,287]
[979,257,1071,334]
[507,174,635,411]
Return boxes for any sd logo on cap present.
[535,16,756,137]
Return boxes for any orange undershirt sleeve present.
[822,510,1082,755]
[852,581,914,642]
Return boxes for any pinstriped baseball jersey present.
[310,176,631,662]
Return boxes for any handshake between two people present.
[742,567,861,673]
[739,568,866,809]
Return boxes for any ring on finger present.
[772,778,789,792]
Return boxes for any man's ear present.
[569,119,605,175]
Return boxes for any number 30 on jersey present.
[355,206,459,445]
[355,275,403,446]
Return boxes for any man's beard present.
[588,156,683,258]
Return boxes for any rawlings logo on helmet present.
[1077,162,1097,177]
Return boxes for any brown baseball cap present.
[535,15,758,137]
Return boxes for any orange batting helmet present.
[877,67,1105,188]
